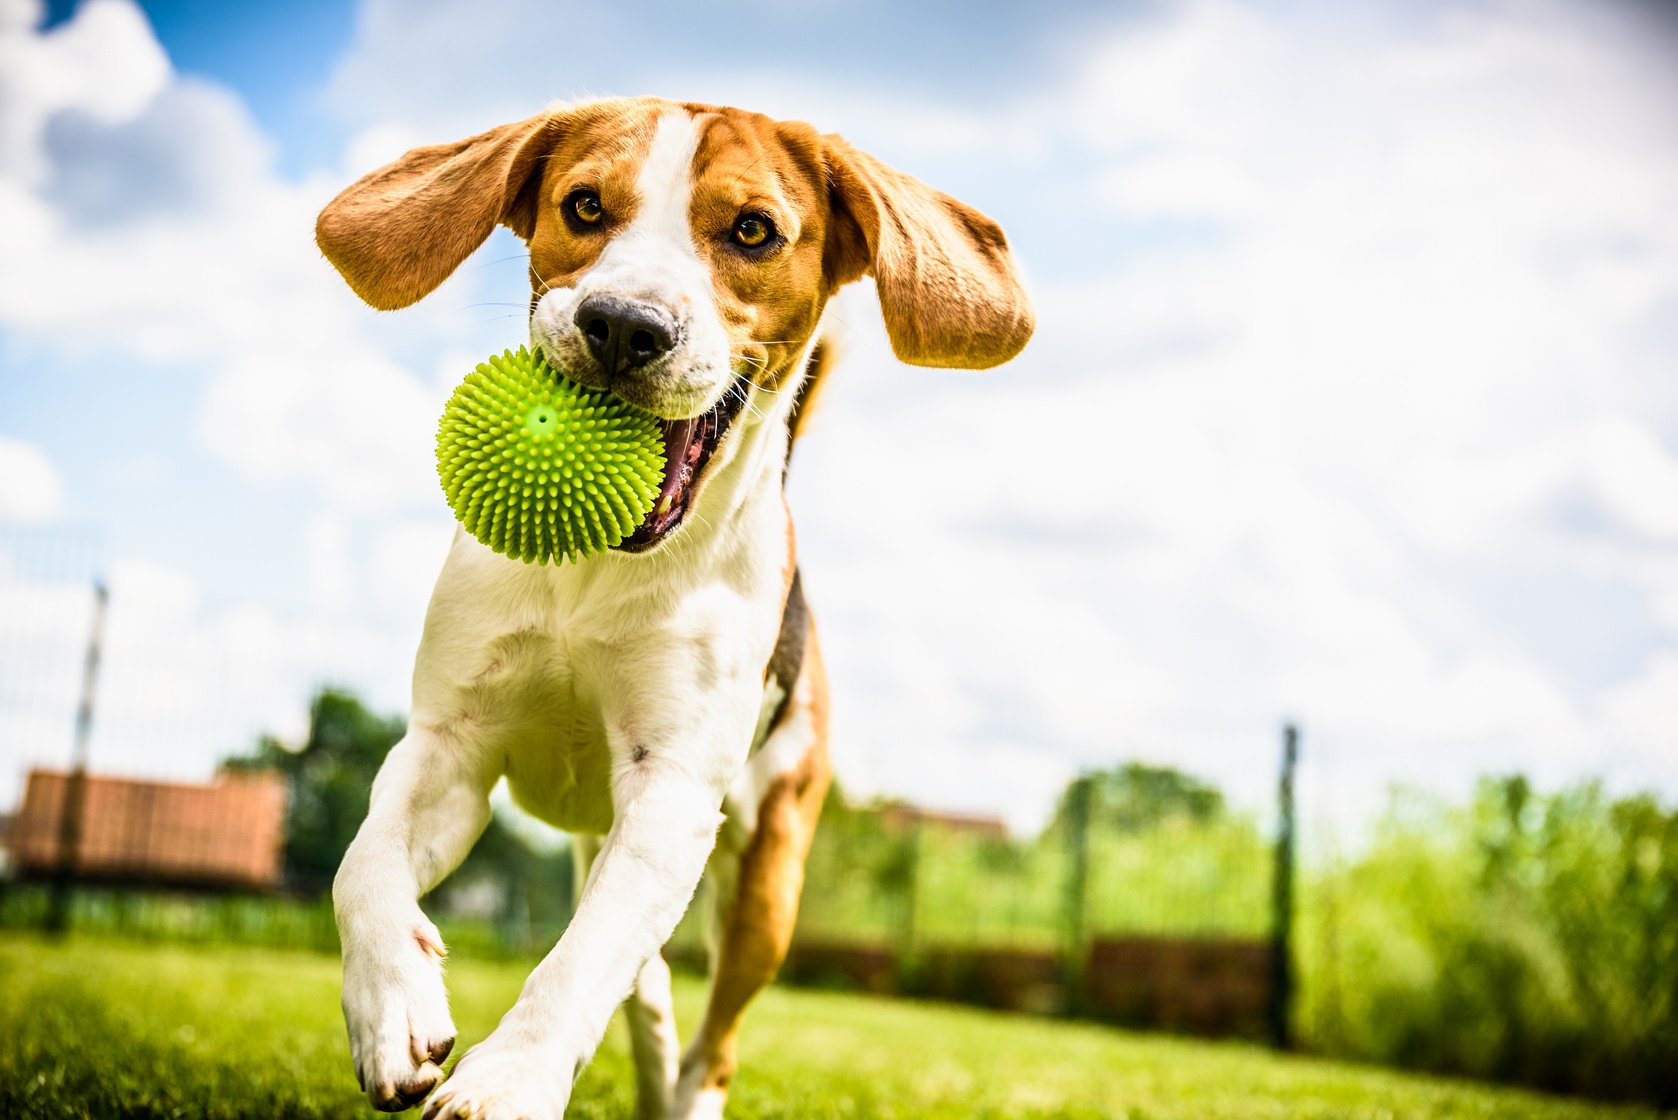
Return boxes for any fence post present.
[1268,723,1299,1049]
[1061,773,1092,1003]
[47,579,109,936]
[897,814,924,988]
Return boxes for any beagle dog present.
[318,96,1031,1120]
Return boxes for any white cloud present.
[316,0,1678,831]
[366,517,456,615]
[0,0,479,515]
[0,3,524,815]
[3,0,1675,837]
[195,347,445,512]
[304,512,353,609]
[0,1,490,801]
[0,0,167,185]
[790,0,1678,829]
[1599,651,1678,777]
[0,436,63,521]
[322,0,1054,190]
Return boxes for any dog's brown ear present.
[824,137,1033,369]
[316,112,562,310]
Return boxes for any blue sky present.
[2,0,1675,834]
[134,0,356,174]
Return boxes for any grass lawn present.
[0,934,1657,1120]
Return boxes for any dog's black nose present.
[574,294,677,376]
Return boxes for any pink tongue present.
[655,418,698,515]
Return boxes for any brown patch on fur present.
[787,335,836,453]
[685,633,831,1094]
[782,497,797,586]
[523,100,669,298]
[684,108,838,394]
[681,106,1034,386]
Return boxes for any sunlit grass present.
[0,934,1654,1119]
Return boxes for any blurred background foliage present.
[1295,775,1678,1099]
[5,686,1674,1105]
[221,689,574,938]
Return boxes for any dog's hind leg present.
[672,646,831,1120]
[628,951,681,1118]
[574,834,680,1120]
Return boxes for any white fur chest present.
[405,435,793,836]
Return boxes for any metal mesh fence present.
[0,527,102,811]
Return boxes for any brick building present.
[5,769,285,890]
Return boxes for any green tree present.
[225,688,405,892]
[1048,762,1226,837]
[226,688,574,947]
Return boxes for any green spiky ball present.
[436,347,666,564]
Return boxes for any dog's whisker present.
[739,391,773,425]
[727,362,789,397]
[733,397,768,426]
[721,380,768,425]
[727,152,766,195]
[470,253,534,271]
[728,364,791,409]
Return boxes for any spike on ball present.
[436,347,666,564]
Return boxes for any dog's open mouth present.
[615,379,750,552]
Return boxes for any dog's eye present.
[731,213,774,249]
[568,190,604,226]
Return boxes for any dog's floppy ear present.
[824,137,1033,370]
[316,112,563,310]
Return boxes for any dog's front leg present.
[425,742,736,1120]
[334,728,498,1111]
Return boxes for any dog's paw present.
[422,1036,574,1120]
[342,916,457,1112]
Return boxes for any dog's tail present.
[784,334,837,472]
